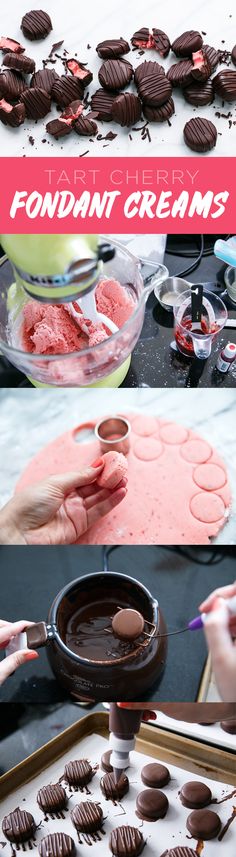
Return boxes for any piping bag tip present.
[113,768,123,783]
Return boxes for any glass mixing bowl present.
[0,239,168,387]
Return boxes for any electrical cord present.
[102,545,224,571]
[165,235,231,279]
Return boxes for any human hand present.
[198,585,236,703]
[0,620,38,686]
[0,460,127,545]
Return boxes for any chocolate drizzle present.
[2,809,36,844]
[218,805,236,841]
[71,800,103,836]
[109,826,144,857]
[101,772,129,804]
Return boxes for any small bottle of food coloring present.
[216,342,236,373]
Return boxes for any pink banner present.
[0,157,234,233]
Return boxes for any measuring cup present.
[173,288,227,359]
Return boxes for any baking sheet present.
[1,731,235,856]
[0,0,236,158]
[149,715,236,753]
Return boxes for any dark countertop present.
[0,545,235,704]
[1,236,236,388]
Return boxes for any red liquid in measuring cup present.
[175,315,220,357]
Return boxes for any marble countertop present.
[0,387,235,543]
[1,0,235,158]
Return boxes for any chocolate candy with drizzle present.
[131,28,153,50]
[160,850,197,857]
[0,68,26,99]
[203,44,220,72]
[91,89,118,121]
[31,68,59,93]
[51,75,84,107]
[183,80,214,106]
[0,99,25,125]
[21,10,52,41]
[46,118,72,138]
[191,50,211,83]
[2,808,36,844]
[138,73,172,106]
[213,69,236,102]
[100,771,129,802]
[183,117,217,153]
[96,39,130,59]
[171,30,203,58]
[98,58,133,91]
[39,833,75,857]
[109,826,144,857]
[167,60,193,88]
[71,801,104,842]
[2,53,35,73]
[64,759,94,791]
[143,97,175,122]
[21,86,51,118]
[74,114,98,135]
[37,783,67,816]
[152,28,170,58]
[134,60,165,87]
[112,93,141,126]
[66,59,93,87]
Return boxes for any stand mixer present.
[0,234,168,387]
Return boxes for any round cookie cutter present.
[95,415,131,455]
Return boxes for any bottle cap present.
[223,342,236,358]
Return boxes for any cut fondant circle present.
[15,412,231,545]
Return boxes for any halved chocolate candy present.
[0,68,26,99]
[172,31,203,57]
[46,118,72,138]
[203,44,220,72]
[191,50,211,83]
[98,58,133,91]
[0,37,25,54]
[31,68,59,93]
[66,59,93,87]
[21,86,51,118]
[2,53,35,73]
[74,114,97,135]
[0,98,25,126]
[96,39,130,59]
[61,100,84,122]
[51,75,84,107]
[112,92,142,126]
[131,28,153,50]
[152,28,170,58]
[21,10,52,41]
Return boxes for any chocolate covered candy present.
[213,69,236,102]
[21,10,52,41]
[98,58,133,91]
[2,809,36,843]
[220,718,236,733]
[136,789,169,820]
[66,59,93,87]
[96,39,130,59]
[61,100,84,121]
[37,783,67,813]
[52,75,84,107]
[0,98,25,126]
[46,118,72,138]
[64,759,94,788]
[101,750,113,772]
[21,86,51,118]
[232,45,236,67]
[186,809,221,840]
[152,28,170,58]
[191,50,211,83]
[91,88,118,120]
[160,850,197,857]
[179,781,212,809]
[0,68,26,99]
[167,60,193,88]
[172,30,203,57]
[141,762,170,788]
[74,114,97,135]
[184,80,214,106]
[101,772,129,801]
[203,44,220,72]
[112,92,141,126]
[134,60,165,87]
[109,826,144,857]
[131,28,152,50]
[39,834,75,857]
[138,73,172,106]
[31,68,59,93]
[183,117,217,152]
[143,97,175,121]
[2,52,35,73]
[71,801,103,833]
[0,37,25,54]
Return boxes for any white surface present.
[152,714,236,752]
[1,731,235,856]
[0,387,236,544]
[0,0,236,157]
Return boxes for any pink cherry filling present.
[0,36,24,53]
[60,102,84,125]
[67,59,88,79]
[0,98,13,113]
[192,50,205,68]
